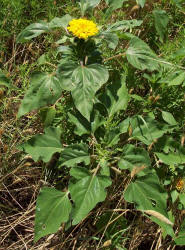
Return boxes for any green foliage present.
[79,0,101,16]
[59,143,90,167]
[136,0,146,8]
[18,72,63,117]
[124,172,168,216]
[13,0,185,246]
[126,38,160,71]
[16,14,72,43]
[34,187,72,242]
[161,111,177,126]
[118,144,151,175]
[99,77,129,117]
[70,64,109,120]
[153,10,169,43]
[105,0,127,11]
[69,167,112,224]
[18,127,62,162]
[174,219,185,245]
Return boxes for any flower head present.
[176,178,185,191]
[67,18,99,40]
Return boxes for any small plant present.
[16,0,185,246]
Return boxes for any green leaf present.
[174,219,185,245]
[126,37,160,71]
[136,0,146,8]
[16,15,72,43]
[104,127,121,147]
[71,64,109,121]
[130,116,173,145]
[37,54,47,65]
[118,144,151,175]
[124,172,168,215]
[70,167,90,180]
[153,10,169,43]
[69,168,111,224]
[34,187,72,242]
[57,61,79,91]
[49,14,72,29]
[18,72,63,117]
[99,31,119,50]
[91,109,105,134]
[59,143,90,167]
[79,0,101,15]
[39,107,56,127]
[18,127,62,162]
[146,213,174,238]
[16,21,50,43]
[100,159,110,176]
[105,0,128,10]
[162,111,177,126]
[106,19,143,32]
[68,112,91,136]
[99,77,129,117]
[155,150,185,165]
[179,193,185,205]
[168,71,185,86]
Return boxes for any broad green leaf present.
[70,166,90,180]
[104,127,121,147]
[37,54,47,65]
[162,111,177,126]
[99,31,119,50]
[118,144,151,175]
[153,10,169,43]
[136,0,146,8]
[173,47,185,59]
[68,112,91,136]
[16,15,72,43]
[100,159,110,176]
[179,193,185,205]
[18,127,62,162]
[34,187,72,242]
[16,21,50,43]
[119,117,130,134]
[168,71,185,86]
[155,150,185,165]
[159,70,185,86]
[171,190,179,203]
[18,72,63,117]
[124,172,168,216]
[59,143,90,167]
[147,213,174,238]
[130,116,173,145]
[79,0,101,15]
[174,219,185,245]
[155,136,184,155]
[105,0,128,10]
[99,78,129,117]
[126,38,160,71]
[69,168,111,224]
[49,14,72,29]
[57,61,79,91]
[107,19,143,32]
[71,64,109,121]
[91,109,105,134]
[39,107,56,127]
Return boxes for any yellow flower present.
[67,19,99,40]
[176,178,185,191]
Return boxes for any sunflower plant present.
[16,0,185,245]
